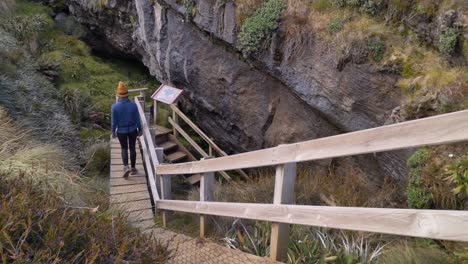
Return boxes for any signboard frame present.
[151,84,183,105]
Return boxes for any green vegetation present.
[312,0,332,12]
[445,156,468,196]
[39,28,158,124]
[328,18,344,33]
[367,37,386,61]
[183,0,197,20]
[0,107,169,262]
[407,148,433,209]
[407,177,434,209]
[238,0,286,56]
[439,28,458,56]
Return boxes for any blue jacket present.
[111,98,142,134]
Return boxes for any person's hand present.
[112,132,117,139]
[138,130,143,137]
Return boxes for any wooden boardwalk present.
[110,138,155,230]
[109,138,278,264]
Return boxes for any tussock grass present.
[0,175,170,263]
[0,106,170,262]
[189,165,401,209]
[235,0,264,25]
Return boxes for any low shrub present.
[439,28,458,56]
[367,37,386,62]
[445,155,468,196]
[328,18,344,33]
[407,177,433,209]
[238,0,286,56]
[407,148,433,209]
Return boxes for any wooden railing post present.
[270,162,296,262]
[155,147,170,226]
[139,91,145,112]
[160,174,172,227]
[153,100,158,125]
[200,167,214,238]
[172,108,178,138]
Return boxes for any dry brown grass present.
[419,144,468,210]
[235,0,263,25]
[189,161,402,208]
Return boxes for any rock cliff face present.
[66,0,411,181]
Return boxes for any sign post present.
[151,84,184,129]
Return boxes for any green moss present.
[238,0,286,56]
[367,37,386,62]
[37,26,158,126]
[463,41,468,59]
[312,0,333,11]
[328,18,344,33]
[15,0,50,16]
[439,28,458,56]
[401,60,416,78]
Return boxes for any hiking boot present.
[130,167,138,176]
[123,165,131,178]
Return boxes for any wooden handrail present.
[168,117,232,182]
[169,117,208,158]
[170,105,225,156]
[135,96,161,201]
[170,105,249,180]
[128,88,148,93]
[157,200,468,242]
[129,94,468,260]
[156,110,468,175]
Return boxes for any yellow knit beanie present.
[116,81,128,98]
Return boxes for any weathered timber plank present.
[110,165,144,173]
[109,184,148,195]
[111,153,142,159]
[112,199,153,212]
[168,117,208,158]
[157,200,468,242]
[270,163,296,262]
[110,192,150,204]
[128,209,154,222]
[139,133,160,201]
[111,159,143,165]
[110,176,147,186]
[157,110,468,175]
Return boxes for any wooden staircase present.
[153,125,202,184]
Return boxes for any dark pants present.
[117,130,138,168]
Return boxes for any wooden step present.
[159,141,178,153]
[154,126,172,144]
[186,174,201,184]
[155,133,168,145]
[166,151,187,163]
[154,125,172,135]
